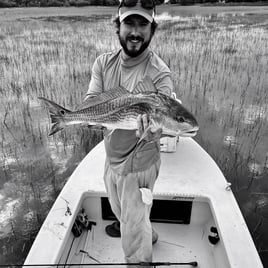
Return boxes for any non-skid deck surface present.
[69,220,216,268]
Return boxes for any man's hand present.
[136,114,149,138]
[136,114,162,142]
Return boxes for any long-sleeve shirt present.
[87,48,174,174]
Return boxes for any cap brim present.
[119,9,154,23]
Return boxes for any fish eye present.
[60,110,65,115]
[177,116,185,123]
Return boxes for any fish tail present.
[38,97,71,136]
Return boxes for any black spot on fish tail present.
[50,110,67,124]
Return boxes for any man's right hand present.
[136,114,162,142]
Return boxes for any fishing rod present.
[0,261,198,267]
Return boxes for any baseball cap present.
[118,0,155,23]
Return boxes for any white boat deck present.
[24,137,263,268]
[66,220,216,268]
[61,191,221,267]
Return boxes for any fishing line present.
[0,261,198,267]
[64,235,76,266]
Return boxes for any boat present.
[24,137,263,267]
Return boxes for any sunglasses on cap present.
[119,0,155,10]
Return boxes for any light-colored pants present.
[104,159,161,268]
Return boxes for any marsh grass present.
[0,9,268,265]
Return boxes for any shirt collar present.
[120,48,150,67]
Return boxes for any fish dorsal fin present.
[132,76,157,94]
[78,86,129,110]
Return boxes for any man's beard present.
[119,34,152,58]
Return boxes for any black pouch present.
[71,209,96,237]
[72,220,83,237]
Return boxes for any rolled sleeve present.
[154,73,174,97]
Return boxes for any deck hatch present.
[101,197,192,224]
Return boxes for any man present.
[86,0,174,266]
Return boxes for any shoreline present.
[1,5,268,21]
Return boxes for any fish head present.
[154,94,199,137]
